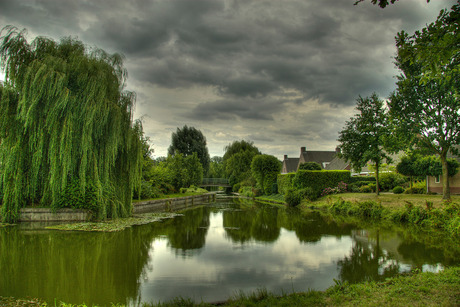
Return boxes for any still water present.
[0,198,458,306]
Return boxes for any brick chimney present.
[284,155,288,160]
[300,147,306,154]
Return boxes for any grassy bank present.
[1,266,458,306]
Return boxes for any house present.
[427,146,460,195]
[281,155,299,174]
[281,146,337,174]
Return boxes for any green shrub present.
[277,173,295,195]
[357,201,384,219]
[292,170,350,192]
[299,162,322,170]
[271,183,278,195]
[404,180,426,194]
[393,186,405,194]
[348,176,376,184]
[379,172,407,191]
[359,185,374,193]
[284,189,302,207]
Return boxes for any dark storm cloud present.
[0,0,455,157]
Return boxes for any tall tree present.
[0,26,142,222]
[168,125,210,175]
[338,93,392,195]
[222,140,261,187]
[251,154,282,195]
[388,2,460,199]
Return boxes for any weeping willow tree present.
[0,26,143,222]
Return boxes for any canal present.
[0,198,457,305]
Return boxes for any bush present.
[284,189,302,207]
[348,176,376,184]
[321,181,348,196]
[134,180,160,199]
[292,170,351,192]
[359,184,375,193]
[393,186,405,194]
[404,181,426,194]
[379,172,407,191]
[277,173,295,195]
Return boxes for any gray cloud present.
[0,0,456,158]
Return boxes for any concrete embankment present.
[133,193,216,214]
[15,193,216,222]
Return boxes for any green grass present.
[2,267,458,306]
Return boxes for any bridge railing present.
[201,178,229,185]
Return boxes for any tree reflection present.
[223,205,280,243]
[166,206,210,255]
[337,230,400,284]
[0,224,158,306]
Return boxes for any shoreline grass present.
[1,266,458,306]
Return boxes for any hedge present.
[292,170,351,192]
[348,176,376,183]
[277,173,296,195]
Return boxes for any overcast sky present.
[0,0,455,160]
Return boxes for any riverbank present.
[1,266,458,306]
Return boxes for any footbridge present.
[200,178,231,188]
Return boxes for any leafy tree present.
[161,153,203,191]
[251,154,282,195]
[168,125,210,175]
[337,93,392,195]
[388,3,460,199]
[208,156,225,178]
[223,140,261,163]
[396,154,420,188]
[416,156,459,178]
[299,162,322,171]
[0,26,142,222]
[223,140,261,188]
[354,0,430,8]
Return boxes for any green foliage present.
[284,189,302,207]
[299,162,322,170]
[133,180,161,200]
[392,186,405,194]
[277,173,295,195]
[404,181,426,194]
[168,125,210,175]
[162,153,204,191]
[389,3,460,199]
[0,27,143,222]
[223,140,260,189]
[416,156,459,177]
[292,170,351,193]
[55,179,98,212]
[251,154,282,195]
[378,172,407,191]
[337,93,393,195]
[348,176,376,183]
[208,156,224,178]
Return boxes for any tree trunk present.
[440,154,451,200]
[375,161,380,196]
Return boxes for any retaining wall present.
[12,193,216,222]
[19,208,90,222]
[133,193,216,214]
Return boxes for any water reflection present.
[0,198,458,305]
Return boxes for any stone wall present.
[133,193,216,214]
[12,193,216,222]
[19,208,90,222]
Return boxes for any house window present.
[435,175,440,183]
